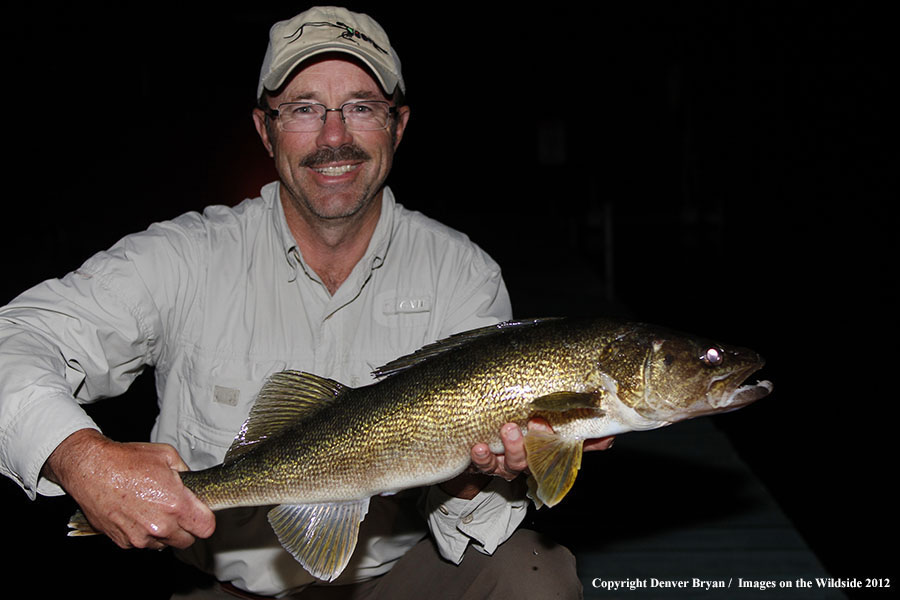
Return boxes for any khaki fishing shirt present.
[0,182,525,596]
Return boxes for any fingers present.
[500,424,527,474]
[92,489,214,551]
[468,423,528,481]
[583,436,615,451]
[177,484,217,541]
[468,419,617,482]
[469,443,497,473]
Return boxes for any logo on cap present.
[284,21,389,56]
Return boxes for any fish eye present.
[700,347,724,366]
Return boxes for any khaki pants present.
[172,529,582,600]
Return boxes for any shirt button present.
[438,504,449,515]
[461,514,474,524]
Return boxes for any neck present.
[281,188,384,295]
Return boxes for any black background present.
[2,2,896,597]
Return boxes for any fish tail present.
[67,509,99,536]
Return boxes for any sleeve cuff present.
[422,478,528,564]
[0,391,100,499]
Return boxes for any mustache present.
[300,145,371,167]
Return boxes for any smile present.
[312,164,359,176]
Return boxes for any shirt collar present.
[268,181,396,283]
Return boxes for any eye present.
[700,347,724,366]
[664,354,675,367]
[283,103,320,117]
[346,102,374,114]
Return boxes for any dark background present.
[3,2,895,597]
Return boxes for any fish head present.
[608,326,773,422]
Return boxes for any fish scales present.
[183,321,592,508]
[69,317,773,583]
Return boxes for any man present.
[0,7,607,598]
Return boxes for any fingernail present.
[473,447,489,458]
[505,426,520,440]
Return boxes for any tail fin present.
[67,509,99,537]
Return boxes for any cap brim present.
[259,44,401,100]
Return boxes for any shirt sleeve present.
[0,218,200,499]
[421,478,529,564]
[436,242,513,339]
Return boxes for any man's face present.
[253,57,410,223]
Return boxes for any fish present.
[68,317,772,581]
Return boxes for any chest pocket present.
[174,348,298,469]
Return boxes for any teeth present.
[313,164,357,176]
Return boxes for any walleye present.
[69,317,772,581]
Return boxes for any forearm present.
[439,472,491,500]
[40,428,108,488]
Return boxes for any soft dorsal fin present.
[372,318,561,378]
[224,370,348,462]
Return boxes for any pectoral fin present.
[524,430,583,509]
[531,391,605,413]
[267,498,370,582]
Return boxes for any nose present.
[316,108,354,147]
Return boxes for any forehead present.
[275,55,389,103]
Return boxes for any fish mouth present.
[716,379,774,410]
[701,346,770,408]
[708,358,773,411]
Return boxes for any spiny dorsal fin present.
[224,371,348,462]
[372,318,561,378]
[524,429,584,509]
[268,498,370,582]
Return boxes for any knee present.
[479,529,582,598]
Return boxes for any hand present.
[42,429,215,550]
[441,419,615,499]
[470,418,616,477]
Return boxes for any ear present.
[252,108,275,158]
[392,105,411,150]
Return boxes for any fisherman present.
[0,6,612,599]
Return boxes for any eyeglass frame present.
[262,100,399,132]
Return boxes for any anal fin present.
[267,498,370,582]
[524,430,583,509]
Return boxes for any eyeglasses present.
[264,100,397,132]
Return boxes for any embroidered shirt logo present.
[382,296,431,315]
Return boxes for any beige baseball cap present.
[257,6,405,102]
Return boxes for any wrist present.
[42,428,107,487]
[439,472,490,500]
